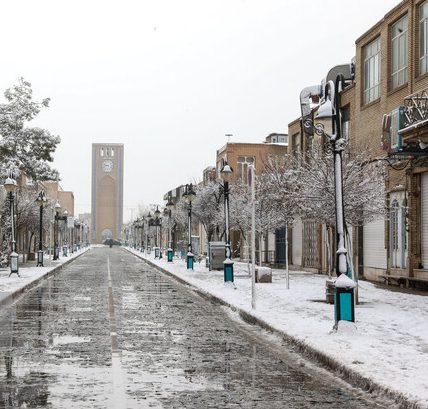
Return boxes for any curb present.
[0,248,91,309]
[128,249,424,409]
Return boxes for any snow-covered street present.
[128,248,428,408]
[0,247,397,408]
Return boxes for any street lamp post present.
[146,212,152,256]
[131,220,136,249]
[166,194,174,262]
[36,190,47,267]
[310,76,348,277]
[183,183,196,269]
[70,219,74,254]
[75,221,81,251]
[302,75,356,326]
[53,201,61,260]
[62,209,69,257]
[135,218,140,250]
[140,217,145,253]
[4,176,19,277]
[154,206,162,259]
[221,160,234,282]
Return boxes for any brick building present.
[216,139,288,263]
[288,0,428,282]
[352,0,428,281]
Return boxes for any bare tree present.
[192,181,223,244]
[287,142,387,275]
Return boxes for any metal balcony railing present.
[402,86,428,130]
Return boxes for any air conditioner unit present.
[390,106,405,152]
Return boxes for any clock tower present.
[91,143,124,243]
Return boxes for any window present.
[341,105,350,141]
[292,133,301,154]
[420,2,428,75]
[237,156,254,184]
[390,200,399,253]
[363,37,380,104]
[279,134,288,144]
[100,148,104,157]
[391,15,408,88]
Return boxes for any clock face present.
[102,160,113,173]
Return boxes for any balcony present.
[400,86,428,142]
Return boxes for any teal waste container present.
[334,274,356,325]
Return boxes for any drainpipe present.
[299,85,323,135]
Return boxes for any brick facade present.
[287,0,428,280]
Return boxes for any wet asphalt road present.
[0,248,389,408]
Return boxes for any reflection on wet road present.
[0,248,387,408]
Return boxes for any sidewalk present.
[0,247,90,306]
[128,247,428,409]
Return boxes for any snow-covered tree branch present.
[0,78,60,181]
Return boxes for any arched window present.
[100,148,104,157]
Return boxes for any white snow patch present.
[129,248,428,407]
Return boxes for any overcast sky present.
[0,0,400,221]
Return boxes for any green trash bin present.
[334,274,356,325]
[187,252,194,270]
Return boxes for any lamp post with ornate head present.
[4,176,19,277]
[220,159,234,282]
[183,183,196,269]
[36,190,47,267]
[301,74,357,328]
[166,193,175,262]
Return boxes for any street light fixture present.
[146,211,152,255]
[4,176,19,277]
[166,193,175,262]
[183,183,196,269]
[153,206,162,259]
[302,74,356,327]
[53,201,61,260]
[139,217,145,253]
[74,220,81,251]
[311,77,348,277]
[62,209,69,257]
[220,159,234,282]
[132,219,138,249]
[35,190,47,267]
[135,218,141,250]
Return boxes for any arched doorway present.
[101,229,113,242]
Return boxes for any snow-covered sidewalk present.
[0,248,89,306]
[128,248,428,409]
